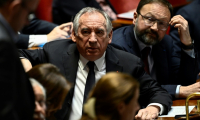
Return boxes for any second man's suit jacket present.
[111,25,198,99]
[19,39,172,120]
[0,17,35,120]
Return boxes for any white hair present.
[29,78,46,99]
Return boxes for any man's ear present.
[108,30,113,44]
[133,12,138,25]
[71,30,77,42]
[117,102,125,115]
[6,0,21,18]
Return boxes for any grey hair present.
[29,78,46,99]
[73,7,113,36]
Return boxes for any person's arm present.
[18,22,73,48]
[134,59,172,119]
[169,15,198,92]
[18,48,47,70]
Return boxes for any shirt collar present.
[79,52,106,71]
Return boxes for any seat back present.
[35,0,53,22]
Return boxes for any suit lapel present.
[106,46,123,73]
[125,25,141,57]
[152,42,169,83]
[62,44,79,84]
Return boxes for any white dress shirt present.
[69,53,106,120]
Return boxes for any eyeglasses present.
[138,13,169,31]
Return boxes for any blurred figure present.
[27,63,71,120]
[52,0,116,25]
[30,78,46,120]
[81,72,140,120]
[0,0,39,119]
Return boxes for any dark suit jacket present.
[111,25,198,99]
[170,0,200,71]
[52,0,116,24]
[19,39,172,120]
[0,18,35,119]
[16,18,57,49]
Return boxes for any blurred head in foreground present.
[30,78,46,120]
[81,72,140,120]
[27,63,71,117]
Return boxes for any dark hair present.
[81,72,139,120]
[27,63,71,117]
[136,0,173,17]
[0,0,12,7]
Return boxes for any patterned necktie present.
[83,61,95,103]
[141,47,151,74]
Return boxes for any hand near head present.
[135,105,159,120]
[169,15,192,46]
[179,82,200,98]
[47,22,73,42]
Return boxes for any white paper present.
[117,12,134,19]
[159,106,195,117]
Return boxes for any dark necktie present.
[83,61,95,103]
[141,47,151,74]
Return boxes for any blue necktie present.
[83,61,95,103]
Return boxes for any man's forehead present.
[140,2,171,20]
[79,12,106,29]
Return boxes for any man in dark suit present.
[19,7,172,120]
[170,0,200,72]
[112,0,198,99]
[0,0,39,119]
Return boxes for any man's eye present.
[147,17,155,22]
[82,31,89,34]
[81,30,91,35]
[96,31,104,35]
[158,21,165,26]
[38,100,45,106]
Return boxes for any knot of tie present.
[87,61,95,70]
[141,47,151,60]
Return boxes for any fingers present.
[169,15,192,45]
[135,109,158,120]
[169,15,187,30]
[59,22,73,30]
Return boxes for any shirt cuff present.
[182,48,195,58]
[147,103,164,115]
[175,85,181,98]
[28,35,47,48]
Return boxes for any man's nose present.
[35,102,43,112]
[89,32,97,42]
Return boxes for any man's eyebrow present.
[81,28,90,30]
[145,13,169,21]
[96,28,105,31]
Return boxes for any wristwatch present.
[181,42,194,50]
